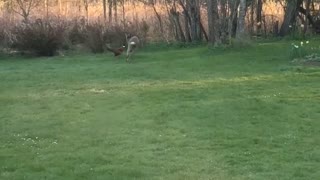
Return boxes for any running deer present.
[126,34,140,62]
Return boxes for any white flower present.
[301,24,304,28]
[306,41,309,44]
[289,25,292,28]
[301,42,304,46]
[294,45,299,48]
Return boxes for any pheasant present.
[106,44,126,57]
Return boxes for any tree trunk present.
[178,0,191,42]
[279,0,303,36]
[250,0,255,34]
[219,0,228,43]
[200,21,208,42]
[83,0,89,22]
[230,0,240,38]
[151,3,166,42]
[170,8,186,42]
[303,0,311,35]
[256,0,263,34]
[103,0,107,22]
[236,0,247,40]
[108,0,112,24]
[207,0,220,45]
[122,0,125,27]
[114,0,118,25]
[59,0,62,16]
[188,0,201,41]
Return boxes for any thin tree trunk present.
[179,0,191,42]
[188,0,201,41]
[200,20,208,42]
[59,0,62,16]
[207,0,214,43]
[170,8,186,42]
[220,0,228,43]
[236,0,247,39]
[151,3,166,42]
[114,0,118,25]
[256,0,263,35]
[303,0,311,35]
[207,0,220,45]
[83,0,89,22]
[45,0,49,19]
[250,0,255,34]
[108,0,112,24]
[122,0,125,27]
[103,0,107,22]
[231,0,240,38]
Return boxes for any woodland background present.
[0,0,320,56]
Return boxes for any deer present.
[125,34,140,62]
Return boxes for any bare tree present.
[178,0,192,42]
[12,0,41,22]
[167,0,186,42]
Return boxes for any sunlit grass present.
[1,41,320,179]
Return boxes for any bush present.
[104,25,127,45]
[11,19,66,56]
[84,23,106,53]
[0,31,5,55]
[77,21,149,53]
[84,23,128,53]
[0,18,10,49]
[0,28,4,47]
[68,18,87,44]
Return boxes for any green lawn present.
[1,42,320,180]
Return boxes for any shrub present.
[84,23,128,53]
[68,18,87,44]
[85,22,106,53]
[0,28,4,46]
[83,21,149,53]
[11,19,66,56]
[0,18,10,49]
[104,25,127,45]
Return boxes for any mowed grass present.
[0,42,320,180]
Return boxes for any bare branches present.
[12,0,41,22]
